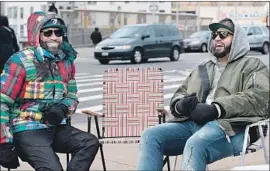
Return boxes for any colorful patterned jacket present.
[0,12,78,144]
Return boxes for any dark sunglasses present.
[42,29,63,37]
[211,31,233,40]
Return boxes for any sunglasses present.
[42,29,63,37]
[211,31,233,40]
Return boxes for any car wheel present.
[201,44,207,53]
[99,59,110,64]
[261,42,269,54]
[131,48,143,64]
[170,46,180,61]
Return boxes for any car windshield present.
[111,26,144,38]
[189,31,209,38]
[190,32,201,38]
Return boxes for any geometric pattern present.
[102,67,164,138]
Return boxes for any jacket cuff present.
[213,103,222,118]
[212,102,226,118]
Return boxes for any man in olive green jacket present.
[137,18,269,171]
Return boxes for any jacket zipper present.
[49,61,55,100]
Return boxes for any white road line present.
[79,94,103,102]
[78,87,102,93]
[76,78,103,83]
[75,73,88,76]
[75,75,103,79]
[77,82,103,88]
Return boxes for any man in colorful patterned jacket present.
[0,11,99,171]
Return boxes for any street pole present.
[176,2,179,26]
[196,2,201,32]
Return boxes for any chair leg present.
[173,156,178,171]
[162,156,171,171]
[167,156,171,171]
[240,127,250,166]
[258,125,269,164]
[99,143,106,171]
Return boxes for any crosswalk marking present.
[76,77,103,83]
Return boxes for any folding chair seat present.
[82,67,172,171]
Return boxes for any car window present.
[167,25,179,36]
[247,27,255,35]
[111,26,144,38]
[254,27,263,35]
[153,25,165,37]
[190,32,201,38]
[143,26,154,38]
[261,26,269,35]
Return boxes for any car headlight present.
[114,45,132,50]
[95,46,101,50]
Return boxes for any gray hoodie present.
[205,24,250,105]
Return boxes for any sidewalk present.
[1,117,269,170]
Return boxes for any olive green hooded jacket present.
[170,24,269,137]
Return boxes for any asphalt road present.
[71,47,269,124]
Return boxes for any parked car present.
[183,31,211,52]
[242,25,269,54]
[94,24,183,64]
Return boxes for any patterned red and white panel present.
[103,67,164,138]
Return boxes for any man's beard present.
[40,40,62,55]
[213,44,231,59]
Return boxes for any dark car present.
[183,31,210,52]
[94,24,183,64]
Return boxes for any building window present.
[20,25,24,36]
[13,7,18,19]
[11,25,18,35]
[124,1,129,4]
[30,6,34,14]
[20,7,24,19]
[8,7,13,18]
[87,1,97,5]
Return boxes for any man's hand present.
[42,103,68,125]
[0,143,20,169]
[190,103,218,125]
[171,92,198,117]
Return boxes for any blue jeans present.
[137,120,245,171]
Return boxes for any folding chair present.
[240,118,269,166]
[82,67,171,171]
[158,108,270,170]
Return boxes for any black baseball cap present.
[209,18,235,34]
[41,18,66,31]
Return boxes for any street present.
[71,47,269,125]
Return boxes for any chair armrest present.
[157,108,170,116]
[81,109,105,117]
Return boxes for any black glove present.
[190,103,218,125]
[42,103,68,125]
[0,143,20,169]
[171,92,198,117]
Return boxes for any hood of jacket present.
[208,24,250,63]
[27,11,77,61]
